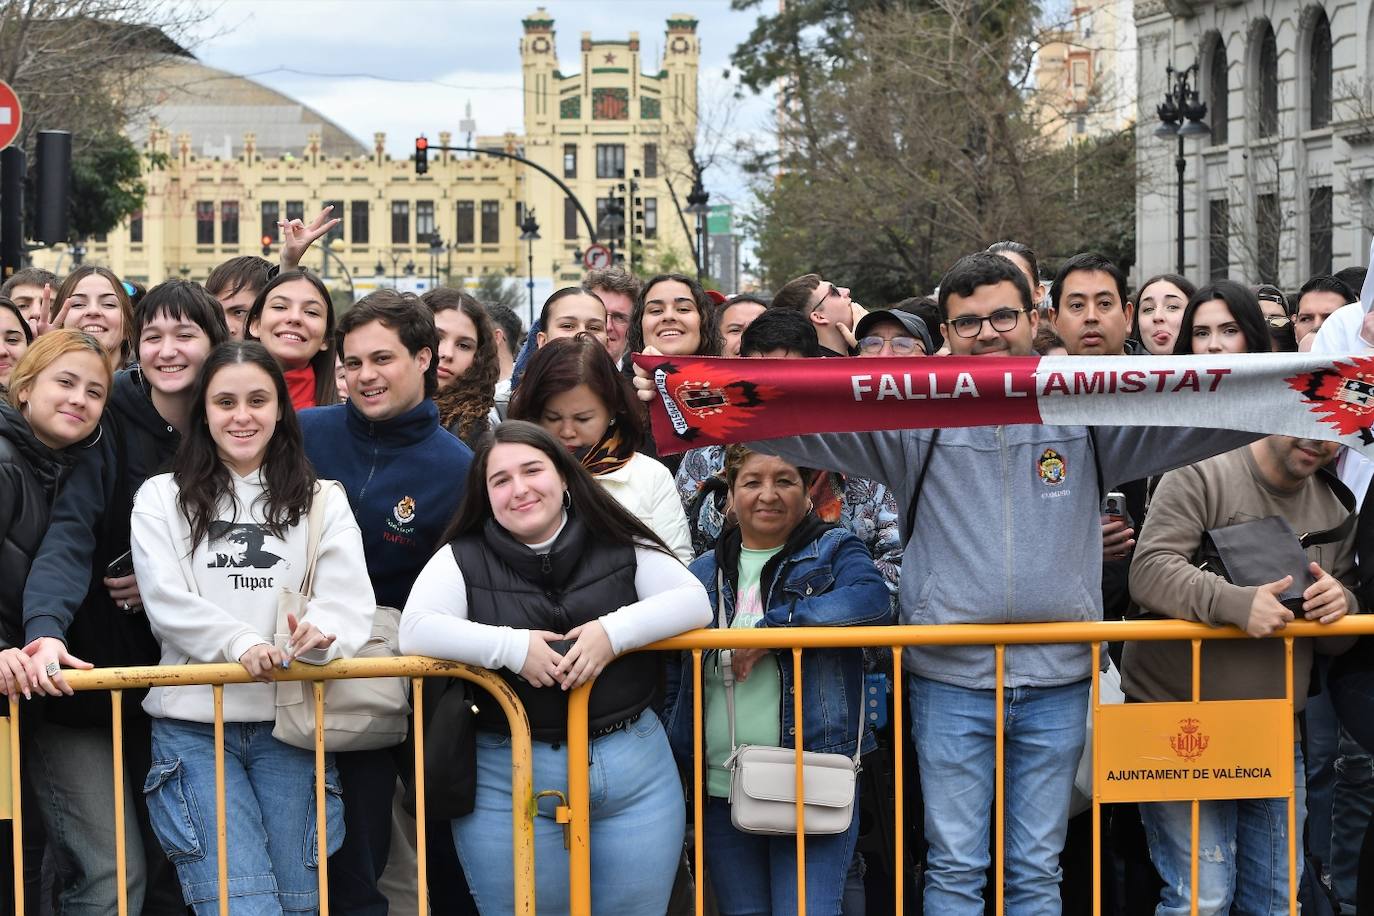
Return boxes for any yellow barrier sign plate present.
[1094,699,1292,803]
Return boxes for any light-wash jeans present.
[1140,742,1306,916]
[144,719,344,915]
[452,711,683,915]
[702,793,860,915]
[909,674,1090,915]
[27,716,184,916]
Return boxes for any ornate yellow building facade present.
[30,8,701,304]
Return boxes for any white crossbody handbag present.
[717,571,862,836]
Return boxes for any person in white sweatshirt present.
[507,333,694,564]
[131,341,373,915]
[400,420,710,915]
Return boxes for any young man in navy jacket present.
[299,289,474,915]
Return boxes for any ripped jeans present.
[1139,742,1305,916]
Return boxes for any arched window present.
[1209,35,1229,145]
[1310,11,1332,128]
[1258,23,1279,137]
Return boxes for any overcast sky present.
[181,1,772,213]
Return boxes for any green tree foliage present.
[67,131,148,239]
[735,0,1137,302]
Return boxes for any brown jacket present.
[1123,445,1357,710]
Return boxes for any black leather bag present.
[1193,470,1356,613]
[401,677,478,820]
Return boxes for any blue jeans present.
[702,794,859,915]
[909,674,1089,915]
[452,712,683,915]
[1140,742,1306,916]
[144,719,344,915]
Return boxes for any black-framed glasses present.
[858,335,923,355]
[948,307,1028,339]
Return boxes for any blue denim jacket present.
[663,525,893,765]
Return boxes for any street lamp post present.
[1154,63,1210,275]
[520,211,541,318]
[686,178,710,284]
[428,235,444,290]
[389,252,402,289]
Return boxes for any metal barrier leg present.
[567,685,592,914]
[1286,638,1297,916]
[692,650,704,916]
[892,646,904,915]
[9,694,21,916]
[411,678,428,916]
[1091,643,1101,916]
[213,685,228,916]
[792,648,807,912]
[111,691,128,916]
[994,644,1005,914]
[313,681,329,915]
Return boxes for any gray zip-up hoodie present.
[755,424,1257,689]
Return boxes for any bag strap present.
[298,481,332,600]
[719,569,866,765]
[1301,468,1357,548]
[902,429,939,543]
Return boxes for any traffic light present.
[34,130,72,244]
[415,136,428,175]
[261,234,272,257]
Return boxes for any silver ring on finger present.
[43,661,59,678]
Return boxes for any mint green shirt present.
[704,546,783,798]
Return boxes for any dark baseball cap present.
[854,309,934,356]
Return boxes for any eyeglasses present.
[948,307,1029,339]
[1264,314,1292,329]
[858,335,923,355]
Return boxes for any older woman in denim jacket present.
[664,445,892,915]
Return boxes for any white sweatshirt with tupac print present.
[131,470,374,723]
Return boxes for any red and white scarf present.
[634,352,1374,455]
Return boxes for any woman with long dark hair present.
[400,420,710,914]
[422,287,500,448]
[1134,274,1197,355]
[628,273,723,357]
[1172,281,1271,355]
[131,341,372,913]
[508,334,693,563]
[244,269,339,410]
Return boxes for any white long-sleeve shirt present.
[400,535,709,674]
[131,472,375,723]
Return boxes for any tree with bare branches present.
[734,0,1137,302]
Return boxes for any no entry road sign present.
[0,82,20,151]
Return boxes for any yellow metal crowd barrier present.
[0,656,538,916]
[564,617,1374,916]
[6,618,1374,915]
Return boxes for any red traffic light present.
[416,136,428,151]
[261,235,272,247]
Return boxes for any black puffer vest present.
[451,513,653,743]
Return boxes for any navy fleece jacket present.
[299,399,472,610]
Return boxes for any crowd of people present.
[2,206,1374,916]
